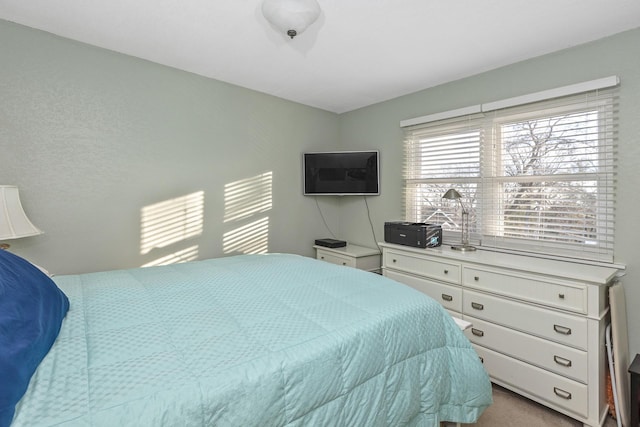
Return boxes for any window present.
[403,80,618,263]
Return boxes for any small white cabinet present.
[314,244,381,272]
[380,242,622,427]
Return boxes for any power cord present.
[314,197,336,238]
[364,196,381,253]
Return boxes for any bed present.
[1,250,492,427]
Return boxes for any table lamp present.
[442,188,476,252]
[0,185,43,250]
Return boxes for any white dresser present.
[380,242,622,427]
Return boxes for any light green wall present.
[337,28,640,357]
[0,19,341,274]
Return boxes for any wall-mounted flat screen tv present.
[303,150,380,196]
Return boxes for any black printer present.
[384,221,442,248]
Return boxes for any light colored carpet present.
[447,384,618,427]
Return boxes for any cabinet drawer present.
[474,345,588,418]
[463,266,586,314]
[384,250,460,284]
[316,251,355,268]
[385,270,462,313]
[464,289,587,350]
[464,315,587,383]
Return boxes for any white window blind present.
[403,115,483,236]
[403,82,618,263]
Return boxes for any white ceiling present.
[1,0,639,113]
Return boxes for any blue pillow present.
[0,250,69,427]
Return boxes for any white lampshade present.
[262,0,321,39]
[0,185,43,240]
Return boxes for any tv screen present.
[303,151,380,196]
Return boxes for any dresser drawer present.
[464,315,587,383]
[384,250,460,284]
[463,289,587,350]
[316,251,355,267]
[463,266,586,314]
[385,270,462,313]
[474,345,588,418]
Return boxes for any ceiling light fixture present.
[262,0,321,39]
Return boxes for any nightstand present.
[314,243,381,272]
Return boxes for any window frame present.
[401,79,618,264]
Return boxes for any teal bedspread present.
[12,254,491,426]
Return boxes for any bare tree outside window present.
[500,111,600,244]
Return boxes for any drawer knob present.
[553,324,572,335]
[342,262,346,266]
[558,293,565,299]
[553,387,572,400]
[444,269,449,274]
[479,356,484,363]
[441,294,453,302]
[474,276,479,281]
[554,355,572,367]
[392,259,397,263]
[321,256,325,260]
[471,302,484,310]
[471,328,484,337]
